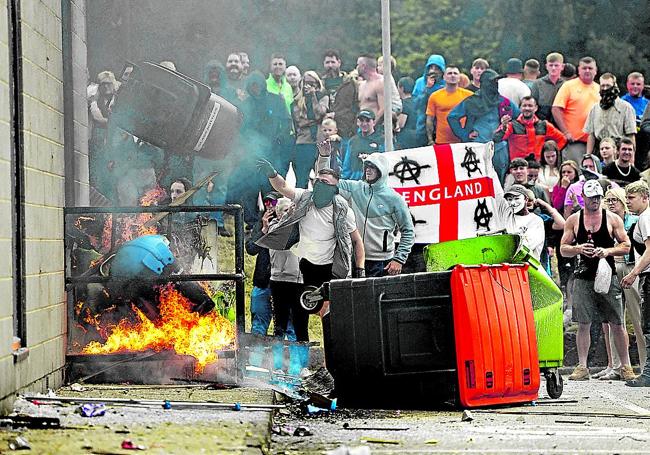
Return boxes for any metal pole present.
[381,0,393,152]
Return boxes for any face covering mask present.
[312,180,338,208]
[506,194,526,213]
[599,86,619,110]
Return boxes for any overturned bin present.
[323,263,543,408]
[110,61,242,160]
[424,234,564,398]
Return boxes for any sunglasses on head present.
[264,199,278,207]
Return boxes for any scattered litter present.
[555,419,587,424]
[360,437,400,445]
[121,439,147,450]
[425,439,439,444]
[69,383,85,392]
[162,400,172,410]
[271,425,292,436]
[326,445,371,455]
[343,422,408,431]
[78,403,106,417]
[619,435,646,442]
[8,436,31,450]
[293,425,313,437]
[306,404,330,415]
[530,401,537,406]
[461,410,474,422]
[2,416,60,430]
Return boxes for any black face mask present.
[599,86,619,110]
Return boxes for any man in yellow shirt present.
[552,56,600,163]
[425,66,473,145]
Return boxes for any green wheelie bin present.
[423,233,564,398]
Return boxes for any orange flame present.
[82,284,235,372]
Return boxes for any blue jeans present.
[250,286,296,338]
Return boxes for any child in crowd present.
[318,117,343,173]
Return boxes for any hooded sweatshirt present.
[317,152,415,264]
[412,54,446,98]
[203,59,238,105]
[413,55,446,144]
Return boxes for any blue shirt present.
[621,94,648,121]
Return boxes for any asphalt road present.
[271,376,650,454]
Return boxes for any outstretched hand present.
[317,138,333,157]
[256,159,277,178]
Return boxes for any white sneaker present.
[592,367,612,379]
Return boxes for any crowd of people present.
[87,48,650,385]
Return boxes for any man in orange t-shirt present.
[552,56,600,163]
[426,66,473,144]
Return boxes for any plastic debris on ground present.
[462,410,474,421]
[293,425,313,436]
[8,436,31,450]
[121,439,147,450]
[326,445,371,455]
[77,403,106,417]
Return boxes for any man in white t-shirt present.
[504,184,545,259]
[622,180,650,386]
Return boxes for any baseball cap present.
[357,110,376,120]
[583,179,604,198]
[263,191,282,203]
[505,58,524,74]
[504,184,528,198]
[509,157,529,169]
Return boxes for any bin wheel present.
[545,370,564,399]
[300,286,323,314]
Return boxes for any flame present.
[82,284,235,372]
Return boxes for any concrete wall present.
[0,0,87,415]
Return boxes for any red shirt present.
[494,114,567,161]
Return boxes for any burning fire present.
[83,284,235,372]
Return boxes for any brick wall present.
[0,0,87,415]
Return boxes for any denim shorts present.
[573,276,624,324]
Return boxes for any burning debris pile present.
[82,284,235,373]
[67,185,238,376]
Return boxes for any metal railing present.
[63,204,246,356]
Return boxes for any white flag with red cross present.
[385,142,510,244]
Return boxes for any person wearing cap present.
[497,58,532,107]
[552,56,600,164]
[504,184,546,260]
[561,179,635,382]
[448,69,519,185]
[505,157,550,206]
[341,109,386,180]
[493,95,567,161]
[622,180,650,386]
[315,142,415,277]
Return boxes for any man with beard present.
[266,54,294,115]
[225,52,246,102]
[448,69,519,184]
[561,179,635,381]
[357,54,386,125]
[603,138,641,186]
[322,49,358,141]
[494,96,566,161]
[255,158,365,372]
[552,56,600,163]
[531,52,565,123]
[585,73,636,155]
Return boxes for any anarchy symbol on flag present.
[384,142,510,244]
